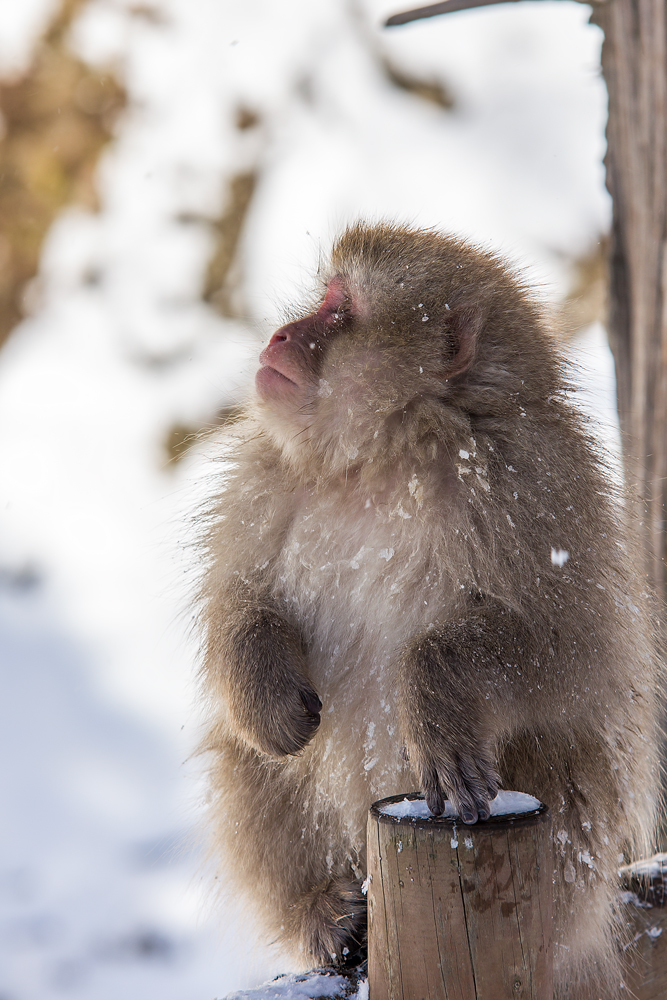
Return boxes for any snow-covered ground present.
[0,1,617,997]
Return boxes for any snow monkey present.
[197,223,661,998]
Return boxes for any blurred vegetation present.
[202,168,258,319]
[164,107,261,467]
[176,107,262,325]
[163,405,244,467]
[380,56,455,110]
[0,0,125,347]
[560,238,608,338]
[0,0,607,478]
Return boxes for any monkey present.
[196,222,662,998]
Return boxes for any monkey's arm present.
[203,582,321,758]
[398,603,541,824]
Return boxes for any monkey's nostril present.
[268,330,289,346]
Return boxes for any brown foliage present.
[559,238,609,339]
[380,55,455,110]
[202,169,258,319]
[0,0,125,346]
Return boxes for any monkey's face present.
[254,271,481,472]
[253,222,548,473]
[255,275,420,465]
[255,277,349,421]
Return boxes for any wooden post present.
[366,793,553,1000]
[589,0,667,602]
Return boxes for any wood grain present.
[367,794,553,1000]
[592,0,667,599]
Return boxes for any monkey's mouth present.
[256,364,301,395]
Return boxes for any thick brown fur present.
[197,223,662,997]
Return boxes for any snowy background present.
[0,0,618,997]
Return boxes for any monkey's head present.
[255,223,559,476]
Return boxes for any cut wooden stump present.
[214,841,667,1000]
[366,793,552,1000]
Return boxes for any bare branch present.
[385,0,602,28]
[385,0,520,25]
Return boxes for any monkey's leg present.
[398,602,540,823]
[398,612,630,998]
[203,580,321,757]
[208,740,367,967]
[500,729,629,1000]
[286,871,368,967]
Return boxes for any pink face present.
[255,278,349,409]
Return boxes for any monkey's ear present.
[444,302,484,379]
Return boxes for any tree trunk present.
[592,0,667,601]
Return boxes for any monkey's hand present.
[208,589,322,758]
[228,669,322,759]
[405,724,500,824]
[399,629,501,824]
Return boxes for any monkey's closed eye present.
[330,302,353,325]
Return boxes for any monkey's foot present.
[290,875,367,967]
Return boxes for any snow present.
[0,0,58,75]
[0,0,619,997]
[622,854,667,879]
[379,790,543,819]
[223,970,366,999]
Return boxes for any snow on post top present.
[378,790,542,820]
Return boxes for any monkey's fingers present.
[408,737,499,822]
[416,755,479,822]
[418,760,446,817]
[439,763,481,825]
[411,746,474,819]
[441,751,501,824]
[260,681,322,757]
[286,684,322,750]
[300,688,323,718]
